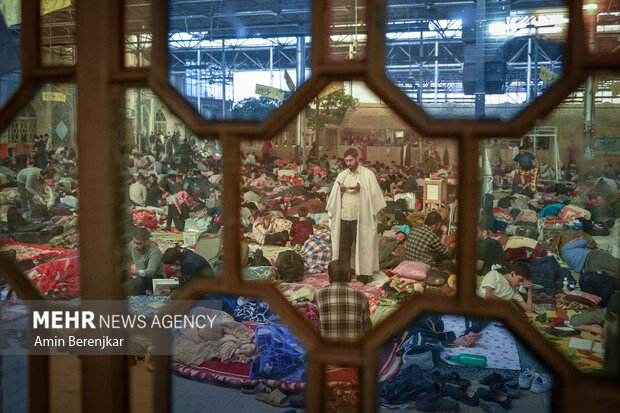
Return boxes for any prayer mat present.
[528,310,604,374]
[441,315,521,370]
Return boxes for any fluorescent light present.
[583,4,598,11]
[488,21,507,36]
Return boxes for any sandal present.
[241,382,271,395]
[256,388,290,407]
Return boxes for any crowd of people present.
[2,131,619,407]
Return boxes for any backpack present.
[247,249,271,267]
[275,250,305,282]
[579,271,617,307]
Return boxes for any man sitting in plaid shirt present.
[315,260,372,342]
[404,211,454,271]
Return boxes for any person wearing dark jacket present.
[162,245,213,284]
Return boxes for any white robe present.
[326,166,386,276]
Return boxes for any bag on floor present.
[397,332,442,371]
[579,271,617,307]
[275,250,305,282]
[247,249,271,267]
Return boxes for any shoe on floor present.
[530,373,552,394]
[518,368,535,389]
[477,387,511,411]
[445,383,479,406]
[491,382,520,399]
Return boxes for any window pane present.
[122,88,224,300]
[169,298,308,412]
[1,84,81,299]
[327,0,367,61]
[385,0,568,120]
[41,0,76,66]
[478,78,620,376]
[0,0,21,108]
[585,0,620,54]
[241,81,460,336]
[378,312,553,412]
[125,0,151,67]
[167,0,311,121]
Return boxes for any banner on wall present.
[255,84,285,100]
[42,92,66,102]
[0,0,72,27]
[539,67,559,84]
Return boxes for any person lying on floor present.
[315,259,372,342]
[251,212,290,247]
[162,245,213,284]
[561,238,619,279]
[570,292,618,341]
[477,262,533,314]
[126,227,165,295]
[378,231,407,269]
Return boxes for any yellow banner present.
[0,0,71,27]
[255,84,285,100]
[611,82,620,97]
[539,67,559,84]
[318,81,344,99]
[284,69,296,92]
[42,92,66,102]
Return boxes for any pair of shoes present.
[518,369,534,389]
[530,373,553,393]
[445,383,479,406]
[240,382,271,394]
[255,388,291,407]
[518,368,535,389]
[477,386,511,410]
[491,381,520,398]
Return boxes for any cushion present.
[392,261,430,281]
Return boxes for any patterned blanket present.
[300,230,332,274]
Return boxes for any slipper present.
[241,383,271,395]
[256,388,290,407]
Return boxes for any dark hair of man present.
[424,211,442,227]
[41,167,55,179]
[509,262,531,279]
[328,260,349,283]
[162,246,183,264]
[132,227,151,241]
[343,148,358,158]
[167,173,176,182]
[298,206,308,218]
[252,211,265,220]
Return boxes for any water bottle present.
[447,354,487,368]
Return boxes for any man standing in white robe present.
[326,148,386,283]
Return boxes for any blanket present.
[441,315,521,370]
[27,256,81,299]
[300,230,332,274]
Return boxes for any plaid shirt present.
[315,283,372,343]
[404,224,451,265]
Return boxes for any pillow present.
[564,290,602,306]
[392,261,430,281]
